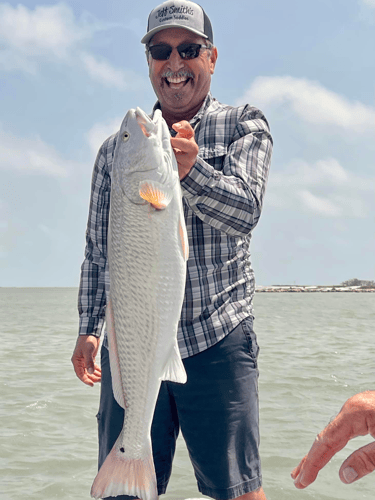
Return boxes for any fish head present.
[113,107,178,205]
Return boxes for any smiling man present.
[147,27,216,126]
[71,1,273,500]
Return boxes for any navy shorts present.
[96,317,262,500]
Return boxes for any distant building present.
[340,278,375,287]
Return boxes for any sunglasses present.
[148,43,210,61]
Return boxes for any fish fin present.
[106,298,126,409]
[179,215,189,261]
[91,434,157,500]
[139,179,173,209]
[161,342,187,384]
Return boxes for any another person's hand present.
[292,391,375,488]
[71,335,102,386]
[171,121,199,180]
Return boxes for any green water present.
[0,288,374,499]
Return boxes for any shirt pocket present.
[200,145,228,171]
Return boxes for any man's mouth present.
[163,72,193,89]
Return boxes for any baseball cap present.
[141,0,213,45]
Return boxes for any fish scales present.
[111,202,160,445]
[91,107,188,500]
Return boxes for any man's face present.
[147,28,217,121]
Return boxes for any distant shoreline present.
[0,286,374,293]
[255,286,375,293]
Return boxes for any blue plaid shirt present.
[78,92,273,358]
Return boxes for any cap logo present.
[155,5,195,23]
[141,1,213,45]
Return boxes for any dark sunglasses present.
[148,43,210,61]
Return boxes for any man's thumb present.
[339,441,375,483]
[83,343,95,374]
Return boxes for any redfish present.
[91,107,188,500]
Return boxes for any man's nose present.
[167,48,185,70]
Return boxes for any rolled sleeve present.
[181,106,272,236]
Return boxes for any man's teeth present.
[167,76,189,84]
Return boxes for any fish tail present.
[91,434,157,500]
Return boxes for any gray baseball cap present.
[141,0,213,45]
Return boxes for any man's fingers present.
[292,391,375,489]
[292,446,329,489]
[291,457,305,480]
[339,441,375,484]
[71,335,101,386]
[73,356,94,386]
[84,345,96,374]
[172,120,194,139]
[171,137,198,154]
[75,362,101,386]
[292,420,351,488]
[170,121,199,180]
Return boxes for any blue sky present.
[1,0,374,286]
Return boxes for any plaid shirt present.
[78,92,273,358]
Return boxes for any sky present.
[1,0,374,287]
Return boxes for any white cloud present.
[266,157,374,218]
[0,3,145,90]
[0,3,89,59]
[80,52,146,91]
[0,127,78,178]
[298,190,342,217]
[361,0,375,7]
[270,157,350,190]
[239,76,375,131]
[86,117,122,158]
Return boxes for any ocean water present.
[0,288,374,500]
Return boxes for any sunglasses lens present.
[149,43,202,60]
[178,44,200,59]
[149,45,172,60]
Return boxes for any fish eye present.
[122,132,130,142]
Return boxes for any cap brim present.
[141,25,208,44]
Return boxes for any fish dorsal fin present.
[160,342,187,384]
[139,179,174,209]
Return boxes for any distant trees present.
[340,278,375,287]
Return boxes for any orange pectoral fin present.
[139,182,167,209]
[139,180,173,210]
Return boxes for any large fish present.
[91,107,188,500]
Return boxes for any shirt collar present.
[151,92,214,135]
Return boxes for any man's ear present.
[209,47,218,75]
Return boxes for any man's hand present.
[71,335,102,387]
[291,391,375,488]
[171,121,199,180]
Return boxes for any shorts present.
[96,317,262,500]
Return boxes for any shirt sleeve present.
[78,142,111,337]
[180,106,273,236]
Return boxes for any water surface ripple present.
[0,288,374,499]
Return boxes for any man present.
[292,390,375,488]
[71,1,272,499]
